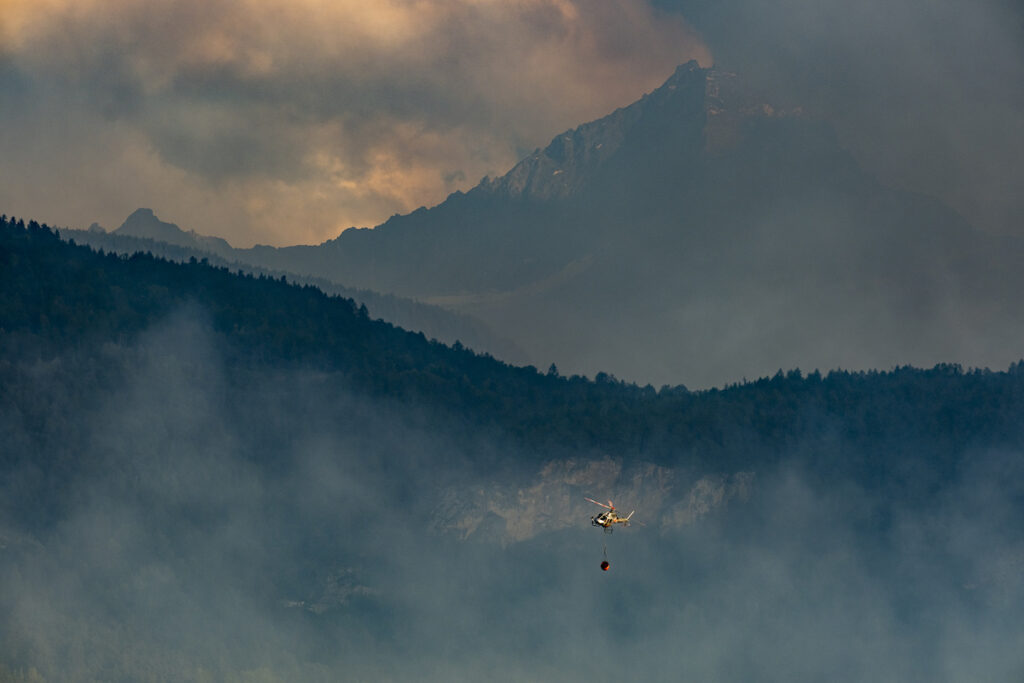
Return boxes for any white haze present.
[2,311,1023,680]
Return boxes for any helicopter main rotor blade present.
[585,497,612,509]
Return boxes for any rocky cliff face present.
[432,456,755,544]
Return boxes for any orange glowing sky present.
[0,0,710,246]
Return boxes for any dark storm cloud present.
[0,0,709,246]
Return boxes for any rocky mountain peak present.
[474,61,809,201]
[115,208,186,242]
[476,61,712,201]
[115,208,233,255]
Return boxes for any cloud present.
[0,0,709,246]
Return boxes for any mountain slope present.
[63,222,527,364]
[115,207,235,257]
[4,215,1024,681]
[7,215,1024,479]
[201,62,1024,387]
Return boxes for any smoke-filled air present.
[3,301,1024,681]
[1,0,1023,680]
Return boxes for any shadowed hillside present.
[3,215,1024,681]
[140,62,1024,388]
[63,221,528,365]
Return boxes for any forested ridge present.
[5,215,1024,682]
[4,214,1024,480]
[60,224,526,364]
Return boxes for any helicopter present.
[585,497,634,532]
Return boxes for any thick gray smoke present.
[656,0,1024,238]
[1,310,1022,681]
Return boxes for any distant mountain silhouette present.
[106,63,1024,387]
[64,220,526,363]
[115,208,235,258]
[6,215,1024,680]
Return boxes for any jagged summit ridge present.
[115,208,233,255]
[476,61,709,200]
[475,61,805,201]
[115,208,185,242]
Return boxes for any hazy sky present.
[663,0,1024,240]
[0,0,709,246]
[1,0,1020,247]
